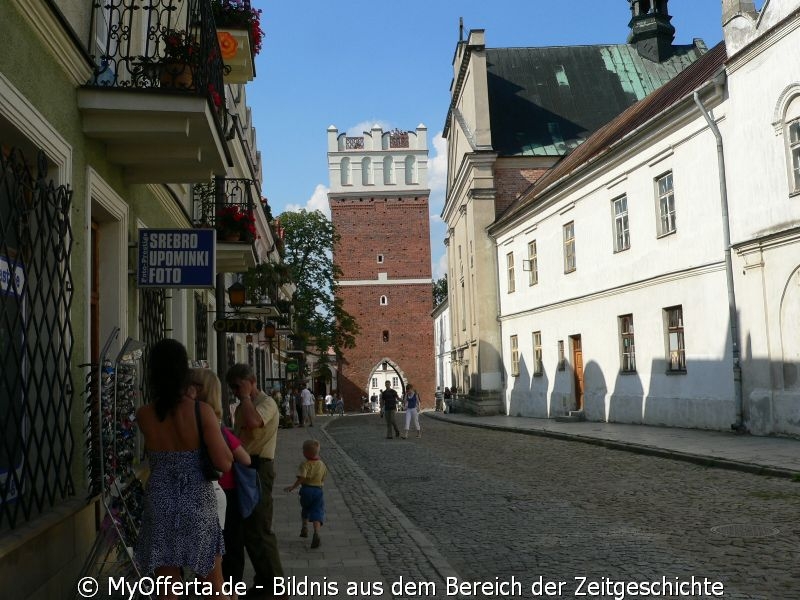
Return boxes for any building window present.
[563,221,576,273]
[372,378,377,388]
[557,340,565,371]
[526,240,538,286]
[506,251,515,293]
[612,195,630,252]
[532,331,543,376]
[392,376,399,387]
[619,314,636,372]
[665,305,686,372]
[380,295,388,306]
[377,254,384,264]
[460,281,466,331]
[382,330,389,342]
[510,335,520,376]
[790,118,800,192]
[656,172,676,236]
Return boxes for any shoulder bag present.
[232,461,262,518]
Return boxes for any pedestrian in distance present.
[325,391,335,416]
[402,384,421,439]
[225,363,285,598]
[134,339,233,600]
[434,386,444,412]
[284,439,328,549]
[300,384,314,427]
[335,392,344,416]
[380,380,401,439]
[191,368,253,596]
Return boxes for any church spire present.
[627,0,676,62]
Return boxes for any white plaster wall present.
[495,104,738,429]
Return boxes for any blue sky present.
[248,1,725,278]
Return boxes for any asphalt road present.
[324,414,800,600]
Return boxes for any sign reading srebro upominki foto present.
[138,228,215,288]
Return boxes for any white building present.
[432,299,452,393]
[489,0,800,435]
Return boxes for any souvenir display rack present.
[77,331,147,595]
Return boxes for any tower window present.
[377,254,384,264]
[379,295,388,306]
[382,330,389,343]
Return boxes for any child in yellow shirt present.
[284,439,328,548]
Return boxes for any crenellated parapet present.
[327,123,429,194]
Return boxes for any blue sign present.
[138,228,216,288]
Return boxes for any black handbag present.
[195,401,223,481]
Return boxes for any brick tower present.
[327,124,434,410]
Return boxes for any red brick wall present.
[494,167,549,218]
[331,195,435,411]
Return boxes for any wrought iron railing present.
[87,0,228,126]
[0,147,75,530]
[192,177,258,241]
[345,137,364,150]
[389,130,410,148]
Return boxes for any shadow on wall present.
[508,357,549,418]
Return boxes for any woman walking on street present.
[402,384,421,439]
[134,339,233,600]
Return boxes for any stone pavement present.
[426,411,800,477]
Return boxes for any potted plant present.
[216,204,256,242]
[159,29,201,89]
[212,0,264,83]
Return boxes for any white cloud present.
[346,119,393,136]
[285,183,330,218]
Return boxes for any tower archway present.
[366,357,409,401]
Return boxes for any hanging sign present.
[138,228,215,288]
[213,318,264,334]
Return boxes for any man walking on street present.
[225,363,284,598]
[380,380,401,439]
[300,384,314,427]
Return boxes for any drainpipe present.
[693,89,745,432]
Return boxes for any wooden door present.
[571,335,584,410]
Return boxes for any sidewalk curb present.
[424,412,800,480]
[319,418,462,583]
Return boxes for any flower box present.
[217,28,255,84]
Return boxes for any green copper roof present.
[486,41,707,157]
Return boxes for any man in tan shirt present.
[226,363,283,597]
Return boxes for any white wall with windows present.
[723,2,800,435]
[494,88,738,429]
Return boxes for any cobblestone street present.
[323,414,800,600]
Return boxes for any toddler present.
[284,439,328,548]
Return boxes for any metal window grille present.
[657,173,676,235]
[0,147,74,530]
[563,222,576,272]
[194,293,208,360]
[389,130,409,148]
[613,196,630,251]
[139,288,167,405]
[620,314,636,372]
[345,137,364,150]
[666,306,686,371]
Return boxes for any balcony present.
[193,177,259,272]
[77,0,232,183]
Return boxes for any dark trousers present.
[385,408,399,438]
[221,487,244,584]
[224,457,283,594]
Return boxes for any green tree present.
[433,274,448,307]
[278,209,359,354]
